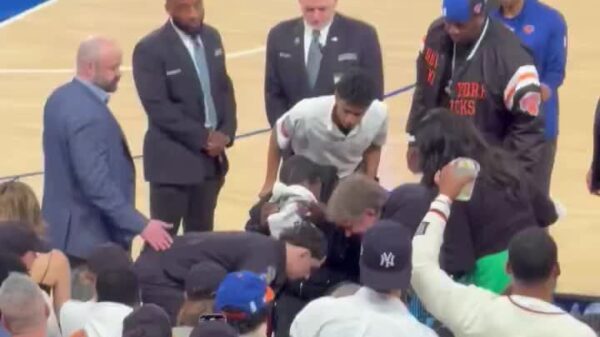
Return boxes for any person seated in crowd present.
[259,69,388,198]
[173,262,228,337]
[290,220,438,337]
[214,271,273,337]
[0,273,49,337]
[0,254,29,337]
[411,162,596,337]
[123,304,172,337]
[133,222,327,323]
[70,269,140,337]
[407,108,558,293]
[190,321,239,337]
[0,181,71,314]
[59,243,132,337]
[0,222,61,337]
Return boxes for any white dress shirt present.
[303,19,333,65]
[290,287,438,337]
[170,19,213,128]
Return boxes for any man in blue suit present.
[42,37,173,267]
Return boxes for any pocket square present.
[214,48,223,57]
[279,52,292,59]
[338,53,358,62]
[166,69,182,76]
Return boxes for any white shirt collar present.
[304,16,334,46]
[353,287,410,314]
[170,18,203,46]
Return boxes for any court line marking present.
[0,83,416,182]
[0,0,59,29]
[0,46,266,75]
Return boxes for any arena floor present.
[0,0,598,296]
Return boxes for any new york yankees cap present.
[359,220,413,291]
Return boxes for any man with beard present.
[132,0,237,234]
[406,0,545,183]
[42,37,173,275]
[259,69,388,198]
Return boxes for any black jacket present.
[385,179,557,276]
[407,18,545,174]
[133,22,237,184]
[591,98,600,190]
[265,13,384,126]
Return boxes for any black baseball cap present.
[122,304,172,337]
[442,0,486,23]
[359,220,413,291]
[87,243,132,275]
[0,221,49,256]
[185,261,228,298]
[190,321,239,337]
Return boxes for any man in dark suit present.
[132,0,237,234]
[42,37,172,266]
[264,0,384,126]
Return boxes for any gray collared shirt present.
[75,77,110,104]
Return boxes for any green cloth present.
[464,250,510,294]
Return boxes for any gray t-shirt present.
[276,96,388,177]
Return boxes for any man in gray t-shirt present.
[259,70,388,198]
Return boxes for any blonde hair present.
[326,174,387,227]
[0,181,45,236]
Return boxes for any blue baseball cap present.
[214,271,275,320]
[442,0,485,23]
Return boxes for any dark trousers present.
[532,139,557,195]
[150,177,224,235]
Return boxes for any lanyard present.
[445,18,491,97]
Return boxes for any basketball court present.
[0,0,598,296]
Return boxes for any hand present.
[141,219,173,251]
[258,182,275,199]
[298,201,327,224]
[260,202,280,226]
[587,168,600,195]
[406,146,421,174]
[435,162,476,201]
[205,131,230,157]
[541,84,552,102]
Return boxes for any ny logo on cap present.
[380,252,395,268]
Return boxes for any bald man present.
[42,37,172,281]
[264,0,384,126]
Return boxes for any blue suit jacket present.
[42,79,146,259]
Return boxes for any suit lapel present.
[163,22,203,96]
[315,15,341,93]
[292,20,310,95]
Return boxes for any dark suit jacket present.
[592,98,600,190]
[265,13,384,126]
[42,80,146,259]
[133,22,237,184]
